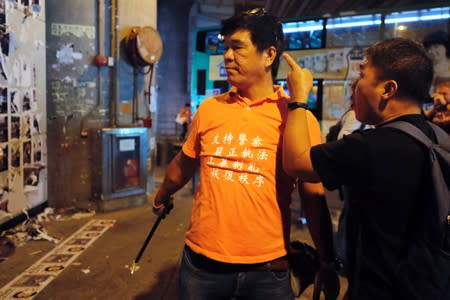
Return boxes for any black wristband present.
[288,102,309,110]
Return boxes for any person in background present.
[325,80,369,143]
[337,80,370,139]
[423,30,450,79]
[176,102,191,141]
[283,38,447,299]
[152,7,338,300]
[425,79,450,134]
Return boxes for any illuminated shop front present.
[190,5,449,140]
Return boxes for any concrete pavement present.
[0,166,347,299]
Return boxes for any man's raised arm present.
[282,53,321,183]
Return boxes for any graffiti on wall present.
[47,22,98,120]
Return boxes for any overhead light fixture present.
[420,13,450,21]
[282,20,324,33]
[283,25,323,33]
[326,20,381,29]
[385,17,418,24]
[326,14,382,29]
[385,7,450,24]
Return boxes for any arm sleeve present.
[311,132,370,190]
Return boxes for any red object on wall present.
[124,159,139,187]
[143,117,152,128]
[95,55,108,67]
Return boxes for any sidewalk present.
[0,166,346,300]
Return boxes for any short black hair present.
[220,8,285,79]
[366,38,433,103]
[423,30,450,57]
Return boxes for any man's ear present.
[264,46,277,67]
[382,80,398,99]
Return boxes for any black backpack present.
[377,121,450,299]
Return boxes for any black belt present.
[184,246,289,273]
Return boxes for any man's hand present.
[312,264,340,300]
[152,189,174,219]
[283,53,313,103]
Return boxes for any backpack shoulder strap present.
[382,120,433,147]
[382,120,450,230]
[427,121,450,151]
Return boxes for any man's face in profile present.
[353,59,384,125]
[436,85,450,103]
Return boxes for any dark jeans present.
[179,246,294,300]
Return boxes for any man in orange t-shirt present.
[153,8,338,300]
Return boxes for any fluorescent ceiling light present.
[386,7,449,24]
[385,17,419,23]
[420,13,450,21]
[385,14,449,23]
[283,25,324,33]
[326,20,381,29]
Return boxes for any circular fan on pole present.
[124,26,163,67]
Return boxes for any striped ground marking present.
[0,219,116,299]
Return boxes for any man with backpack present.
[282,38,449,299]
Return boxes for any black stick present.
[130,213,164,274]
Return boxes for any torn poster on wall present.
[49,22,95,80]
[0,0,46,225]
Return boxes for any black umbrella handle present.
[130,204,172,274]
[134,214,163,264]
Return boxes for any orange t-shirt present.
[182,86,322,264]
